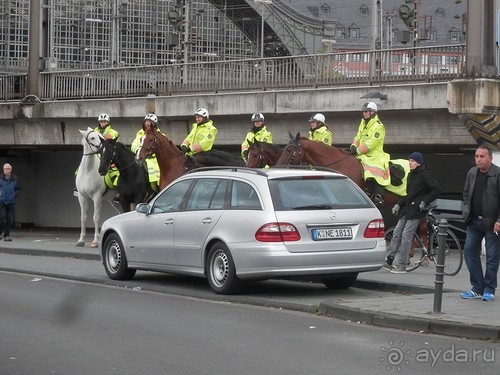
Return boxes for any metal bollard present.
[433,219,448,313]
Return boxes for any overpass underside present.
[0,82,475,153]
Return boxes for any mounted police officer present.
[130,113,162,192]
[308,113,332,145]
[350,102,390,207]
[181,108,218,155]
[95,113,119,140]
[241,113,273,161]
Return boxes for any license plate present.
[312,227,353,240]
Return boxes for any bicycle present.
[384,205,463,276]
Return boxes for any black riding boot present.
[366,178,384,208]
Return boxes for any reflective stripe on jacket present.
[351,114,390,186]
[181,119,218,155]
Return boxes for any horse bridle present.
[283,140,352,169]
[248,143,266,168]
[139,131,159,159]
[283,141,302,166]
[102,141,136,172]
[83,131,103,156]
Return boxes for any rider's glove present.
[419,201,426,211]
[180,144,190,154]
[349,144,357,155]
[392,204,400,216]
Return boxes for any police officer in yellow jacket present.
[181,108,218,156]
[95,113,119,140]
[241,113,273,160]
[350,102,390,207]
[130,113,162,191]
[308,113,332,145]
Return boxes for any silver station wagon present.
[100,167,386,294]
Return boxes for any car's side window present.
[186,178,226,210]
[152,179,192,213]
[230,180,261,209]
[209,179,228,209]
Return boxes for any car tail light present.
[255,223,301,242]
[364,219,385,238]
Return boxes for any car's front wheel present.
[322,273,358,289]
[206,242,241,295]
[103,233,136,280]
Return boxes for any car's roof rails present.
[269,165,341,173]
[186,166,269,177]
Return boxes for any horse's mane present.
[299,137,350,155]
[196,149,245,166]
[254,142,283,153]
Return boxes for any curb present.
[0,247,100,261]
[318,303,500,341]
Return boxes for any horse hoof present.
[90,242,99,248]
[76,241,85,247]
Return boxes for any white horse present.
[75,127,116,247]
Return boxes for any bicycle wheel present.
[429,229,463,276]
[384,227,425,272]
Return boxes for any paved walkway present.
[0,228,498,341]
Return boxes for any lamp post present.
[254,0,272,59]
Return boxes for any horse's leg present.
[90,193,104,248]
[76,195,88,247]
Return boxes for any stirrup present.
[373,194,384,208]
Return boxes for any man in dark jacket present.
[460,145,500,301]
[383,152,441,273]
[0,163,21,241]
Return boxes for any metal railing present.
[0,44,465,102]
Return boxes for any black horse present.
[98,138,157,212]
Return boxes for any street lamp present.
[254,0,272,59]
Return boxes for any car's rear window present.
[269,177,372,210]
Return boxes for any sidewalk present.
[0,228,499,341]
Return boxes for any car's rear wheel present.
[103,233,136,280]
[206,242,241,295]
[322,273,358,289]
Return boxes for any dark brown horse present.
[136,129,244,189]
[245,140,283,168]
[275,132,411,229]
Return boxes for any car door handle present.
[164,219,174,225]
[201,218,212,224]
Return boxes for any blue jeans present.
[388,217,420,267]
[464,217,500,295]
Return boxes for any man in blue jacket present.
[0,163,21,241]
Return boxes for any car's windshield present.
[269,177,371,211]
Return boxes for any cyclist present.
[383,152,441,273]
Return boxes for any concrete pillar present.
[27,0,41,98]
[465,0,497,76]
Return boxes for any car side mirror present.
[136,203,150,214]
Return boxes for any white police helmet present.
[194,108,209,119]
[309,113,325,123]
[251,113,265,122]
[98,113,110,122]
[362,102,378,112]
[144,113,158,124]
